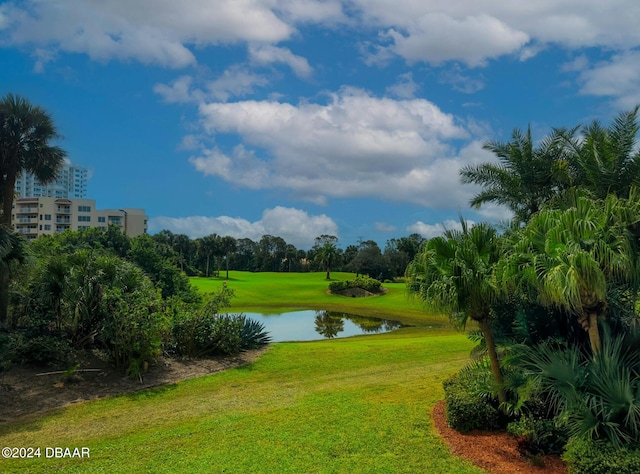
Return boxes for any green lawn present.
[0,271,481,473]
[191,271,445,326]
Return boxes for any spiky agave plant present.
[239,315,271,350]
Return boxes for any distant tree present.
[284,244,298,272]
[231,238,257,271]
[257,235,287,271]
[315,241,339,279]
[196,234,221,277]
[385,234,425,278]
[0,93,66,325]
[219,236,237,279]
[347,240,386,279]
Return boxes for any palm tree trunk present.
[478,319,506,406]
[587,312,601,354]
[0,173,17,327]
[0,270,8,328]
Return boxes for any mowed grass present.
[0,271,481,473]
[191,271,444,326]
[0,330,480,473]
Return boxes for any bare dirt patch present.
[0,347,268,423]
[432,400,567,473]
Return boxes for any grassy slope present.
[191,271,446,326]
[0,272,480,473]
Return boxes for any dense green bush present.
[442,363,502,433]
[507,415,568,456]
[328,276,382,293]
[101,286,169,379]
[1,332,75,368]
[170,285,270,357]
[562,438,640,474]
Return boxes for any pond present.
[241,310,406,342]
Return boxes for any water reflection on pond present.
[241,310,406,342]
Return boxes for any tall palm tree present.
[554,106,640,200]
[219,236,237,279]
[315,241,339,280]
[0,93,66,226]
[460,127,567,223]
[406,221,506,404]
[0,93,65,325]
[502,192,640,354]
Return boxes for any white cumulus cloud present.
[149,206,338,249]
[249,44,313,78]
[407,219,475,239]
[188,88,487,208]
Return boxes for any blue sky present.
[2,1,639,249]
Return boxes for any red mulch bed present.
[432,400,568,473]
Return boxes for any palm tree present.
[555,106,640,200]
[0,93,66,226]
[315,241,339,280]
[406,221,506,404]
[0,225,26,327]
[503,192,640,354]
[460,127,567,223]
[219,236,237,279]
[0,93,65,325]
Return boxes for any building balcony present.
[16,207,38,214]
[56,207,71,214]
[56,217,71,224]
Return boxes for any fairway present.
[191,271,446,326]
[0,271,481,473]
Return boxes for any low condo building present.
[11,197,147,239]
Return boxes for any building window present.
[78,215,91,222]
[44,214,51,221]
[44,225,51,231]
[98,216,106,223]
[78,205,91,212]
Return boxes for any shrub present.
[519,327,640,448]
[507,415,568,456]
[101,286,169,379]
[442,364,502,433]
[2,332,75,368]
[562,437,640,474]
[201,314,245,356]
[328,277,382,293]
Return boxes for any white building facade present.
[15,163,88,199]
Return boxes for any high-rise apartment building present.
[15,163,88,199]
[11,197,148,239]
